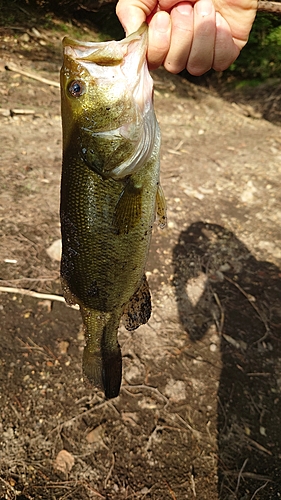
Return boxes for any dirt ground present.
[1,5,281,500]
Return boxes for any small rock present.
[86,425,104,444]
[38,300,52,313]
[240,180,257,203]
[31,27,41,38]
[186,272,208,307]
[58,340,69,355]
[164,379,186,402]
[259,426,266,436]
[3,427,14,440]
[124,363,142,383]
[210,343,217,352]
[20,33,30,43]
[46,238,62,261]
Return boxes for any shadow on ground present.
[172,221,281,500]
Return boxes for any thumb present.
[116,1,150,35]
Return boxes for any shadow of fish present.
[60,24,166,399]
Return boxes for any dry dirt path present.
[0,26,281,500]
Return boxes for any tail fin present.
[82,315,122,399]
[83,344,122,399]
[101,347,122,399]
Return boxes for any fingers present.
[187,0,216,75]
[116,0,156,35]
[163,2,193,74]
[150,0,217,75]
[213,13,240,71]
[147,11,171,69]
[163,0,241,76]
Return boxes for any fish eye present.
[68,80,85,97]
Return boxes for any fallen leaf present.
[86,425,104,444]
[53,449,74,475]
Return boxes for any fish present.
[60,24,166,399]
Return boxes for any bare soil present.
[1,5,281,500]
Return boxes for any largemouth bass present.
[60,24,166,399]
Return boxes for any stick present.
[257,1,281,13]
[10,108,35,116]
[0,286,79,310]
[5,62,60,88]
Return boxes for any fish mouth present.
[62,23,148,70]
[62,23,151,113]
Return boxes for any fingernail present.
[215,12,222,27]
[196,0,213,17]
[175,2,193,16]
[153,11,171,32]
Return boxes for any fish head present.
[61,24,156,179]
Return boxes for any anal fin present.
[122,274,151,331]
[61,276,79,306]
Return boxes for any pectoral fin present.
[123,274,151,331]
[113,179,142,235]
[156,184,167,228]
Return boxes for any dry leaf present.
[86,425,104,444]
[53,449,74,475]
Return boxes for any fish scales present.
[60,24,166,399]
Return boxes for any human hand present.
[116,0,258,75]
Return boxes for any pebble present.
[210,343,217,352]
[20,33,30,43]
[46,238,62,261]
[164,379,186,402]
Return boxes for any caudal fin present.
[102,347,122,399]
[82,344,122,399]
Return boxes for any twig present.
[122,384,170,406]
[213,291,225,333]
[50,400,113,434]
[165,480,177,500]
[5,62,60,88]
[246,436,272,455]
[235,458,248,496]
[250,481,269,500]
[223,470,272,481]
[0,286,79,310]
[104,452,115,489]
[224,276,270,342]
[190,467,196,497]
[0,108,35,117]
[10,108,35,116]
[257,0,281,13]
[0,276,59,285]
[0,476,15,492]
[174,413,202,441]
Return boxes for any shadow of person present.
[172,221,281,499]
